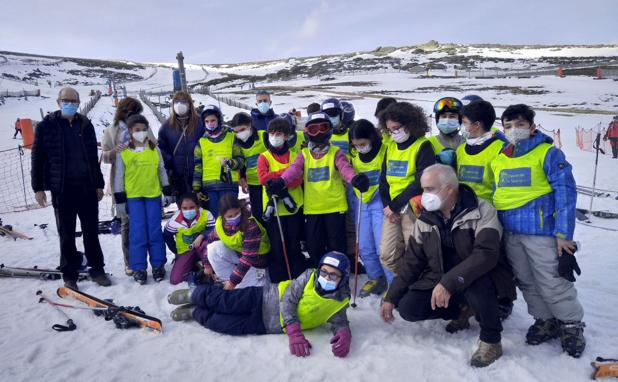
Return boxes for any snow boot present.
[133,270,147,285]
[91,273,112,287]
[64,279,79,291]
[124,266,134,276]
[559,321,586,358]
[446,304,474,333]
[470,341,502,368]
[526,318,560,345]
[168,289,193,305]
[152,266,166,283]
[359,276,387,298]
[171,304,195,321]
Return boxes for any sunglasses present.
[319,269,342,281]
[304,122,330,136]
[60,99,79,104]
[433,97,462,114]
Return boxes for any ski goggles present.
[433,97,463,114]
[319,268,342,281]
[304,122,330,136]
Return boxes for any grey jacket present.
[261,269,351,334]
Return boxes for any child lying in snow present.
[167,251,352,358]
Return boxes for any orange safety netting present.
[536,124,562,149]
[575,123,610,153]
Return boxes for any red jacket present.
[605,121,618,139]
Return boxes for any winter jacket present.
[494,131,577,240]
[163,209,215,254]
[379,137,436,212]
[250,108,277,131]
[101,121,156,197]
[384,185,515,306]
[158,119,205,192]
[112,146,170,201]
[31,111,104,194]
[604,121,618,139]
[261,269,351,334]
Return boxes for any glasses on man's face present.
[319,269,341,281]
[304,122,330,136]
[60,99,79,105]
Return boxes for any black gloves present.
[558,252,581,282]
[351,173,370,193]
[266,178,286,195]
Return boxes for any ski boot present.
[133,270,147,285]
[64,279,79,291]
[359,276,387,298]
[470,340,502,368]
[559,321,586,358]
[168,289,193,305]
[152,266,166,283]
[171,304,195,321]
[526,318,560,345]
[446,304,474,333]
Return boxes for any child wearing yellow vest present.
[378,102,436,273]
[163,193,215,285]
[230,112,268,224]
[192,105,243,218]
[428,97,466,166]
[258,117,306,282]
[113,115,172,285]
[492,104,584,358]
[200,194,271,290]
[457,100,506,203]
[267,112,370,268]
[349,119,393,297]
[168,251,353,358]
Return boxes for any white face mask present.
[421,187,445,212]
[236,129,252,142]
[391,128,410,143]
[269,135,285,148]
[505,128,530,145]
[132,131,148,143]
[356,144,372,154]
[174,102,189,116]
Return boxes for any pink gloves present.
[286,322,312,357]
[330,328,352,358]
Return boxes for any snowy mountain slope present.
[0,44,618,382]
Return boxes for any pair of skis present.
[0,264,92,281]
[38,287,162,333]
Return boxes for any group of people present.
[31,86,586,367]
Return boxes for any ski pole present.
[589,132,604,214]
[36,290,77,332]
[351,193,362,309]
[272,195,292,280]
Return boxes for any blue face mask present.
[317,275,338,291]
[225,213,242,227]
[257,102,270,114]
[61,102,79,118]
[329,116,340,129]
[437,118,460,134]
[182,209,197,221]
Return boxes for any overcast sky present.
[1,0,617,64]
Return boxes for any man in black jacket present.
[380,164,513,368]
[31,87,111,289]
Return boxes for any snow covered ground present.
[0,48,617,382]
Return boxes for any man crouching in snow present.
[167,251,352,358]
[380,164,513,367]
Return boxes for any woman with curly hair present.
[378,102,435,273]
